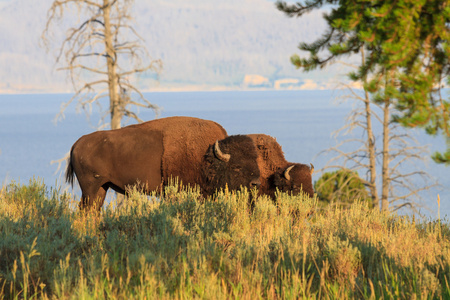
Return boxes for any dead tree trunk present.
[42,0,162,180]
[381,97,391,211]
[103,0,121,129]
[42,0,162,130]
[361,48,379,210]
[364,87,380,210]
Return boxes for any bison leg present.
[79,184,108,211]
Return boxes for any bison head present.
[202,135,261,195]
[273,163,314,198]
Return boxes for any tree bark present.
[103,0,122,130]
[361,48,379,210]
[381,95,391,211]
[364,88,380,210]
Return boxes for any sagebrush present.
[0,179,449,299]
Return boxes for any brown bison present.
[66,116,261,210]
[247,134,314,199]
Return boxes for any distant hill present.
[0,0,348,93]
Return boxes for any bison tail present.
[65,147,75,187]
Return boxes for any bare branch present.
[50,151,70,176]
[316,66,436,212]
[43,0,161,189]
[57,64,108,75]
[73,52,109,59]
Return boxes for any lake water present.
[0,90,448,219]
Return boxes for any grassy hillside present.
[1,179,449,299]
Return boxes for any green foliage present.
[277,0,450,163]
[314,169,372,208]
[1,179,450,298]
[432,138,450,165]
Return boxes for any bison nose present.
[250,178,261,188]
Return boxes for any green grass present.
[1,178,449,299]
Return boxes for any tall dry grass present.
[0,178,449,299]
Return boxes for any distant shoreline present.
[0,84,353,95]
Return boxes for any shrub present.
[0,179,449,299]
[314,169,372,208]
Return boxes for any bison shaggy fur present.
[247,134,314,199]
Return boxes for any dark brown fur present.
[66,117,260,210]
[247,134,314,199]
[202,135,261,195]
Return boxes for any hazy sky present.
[0,0,348,93]
[0,0,11,8]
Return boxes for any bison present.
[247,134,314,199]
[66,116,261,210]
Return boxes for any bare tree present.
[42,0,162,130]
[315,52,437,213]
[317,87,436,212]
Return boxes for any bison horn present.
[214,140,230,162]
[284,165,295,181]
[310,163,314,174]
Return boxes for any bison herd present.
[66,116,314,211]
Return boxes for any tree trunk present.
[103,0,124,205]
[361,48,379,210]
[364,88,379,210]
[103,0,122,130]
[381,97,390,211]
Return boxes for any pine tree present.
[277,0,450,164]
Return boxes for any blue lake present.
[0,90,448,219]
